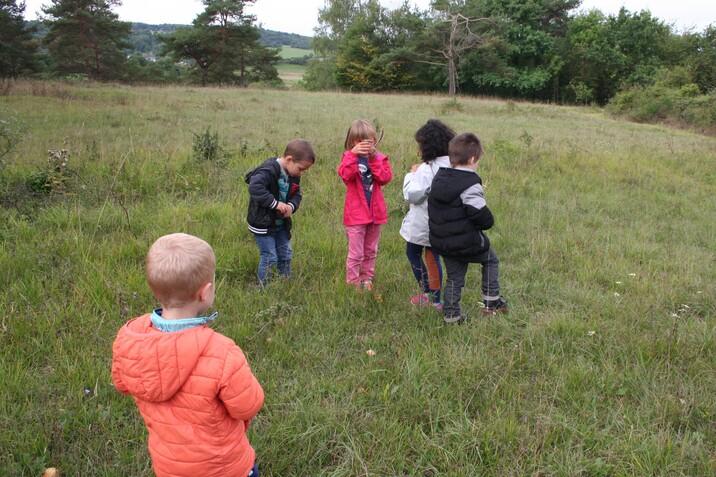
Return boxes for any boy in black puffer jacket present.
[428,132,507,323]
[245,139,315,286]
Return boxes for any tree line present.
[1,0,715,113]
[305,0,716,106]
[0,0,282,86]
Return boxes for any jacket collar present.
[150,308,218,333]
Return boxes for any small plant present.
[0,115,22,166]
[192,127,223,162]
[238,139,249,158]
[519,130,534,148]
[27,149,72,195]
[85,139,100,161]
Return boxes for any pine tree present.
[42,0,131,80]
[0,0,39,78]
[161,0,279,86]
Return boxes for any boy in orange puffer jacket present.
[111,233,264,477]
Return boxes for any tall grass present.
[1,81,714,476]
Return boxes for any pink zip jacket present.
[337,150,393,225]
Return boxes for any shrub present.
[192,128,222,162]
[608,85,716,132]
[300,58,338,91]
[26,149,72,195]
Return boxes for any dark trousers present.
[443,248,500,318]
[406,242,442,302]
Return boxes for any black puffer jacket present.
[428,167,493,260]
[245,158,302,236]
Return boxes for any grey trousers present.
[442,248,500,318]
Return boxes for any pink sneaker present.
[410,293,431,306]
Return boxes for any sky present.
[23,0,716,37]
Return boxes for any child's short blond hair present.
[146,233,216,308]
[344,119,377,150]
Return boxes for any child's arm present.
[219,346,265,421]
[249,168,280,210]
[461,183,494,230]
[287,183,302,215]
[337,151,360,183]
[369,153,393,185]
[403,164,432,205]
[110,355,129,395]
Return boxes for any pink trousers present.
[345,224,382,285]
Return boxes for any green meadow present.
[279,46,313,59]
[276,63,308,85]
[276,46,312,85]
[1,81,714,476]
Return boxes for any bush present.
[25,149,73,195]
[192,127,223,162]
[300,58,337,91]
[608,84,716,132]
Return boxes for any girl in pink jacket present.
[337,119,393,289]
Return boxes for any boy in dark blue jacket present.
[245,139,315,285]
[428,133,508,323]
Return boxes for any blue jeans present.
[254,228,292,285]
[406,242,442,303]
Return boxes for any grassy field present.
[277,46,312,85]
[0,80,714,476]
[276,63,307,85]
[279,46,313,59]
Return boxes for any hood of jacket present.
[430,167,482,204]
[429,167,481,204]
[112,314,215,403]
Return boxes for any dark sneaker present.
[482,297,508,316]
[443,314,466,324]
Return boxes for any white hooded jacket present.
[399,156,451,246]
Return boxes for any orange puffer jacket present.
[111,314,264,477]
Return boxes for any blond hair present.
[344,119,377,150]
[146,233,216,308]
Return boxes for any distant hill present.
[27,21,313,59]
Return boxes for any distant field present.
[279,45,313,59]
[277,46,312,84]
[276,63,307,84]
[1,81,714,476]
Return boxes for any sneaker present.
[443,314,466,324]
[410,293,431,306]
[360,280,373,291]
[432,302,443,312]
[482,297,508,316]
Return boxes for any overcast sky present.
[23,0,715,36]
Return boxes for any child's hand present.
[351,140,374,156]
[275,202,291,217]
[410,163,420,173]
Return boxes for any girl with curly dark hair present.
[399,119,456,309]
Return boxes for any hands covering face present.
[351,139,376,156]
